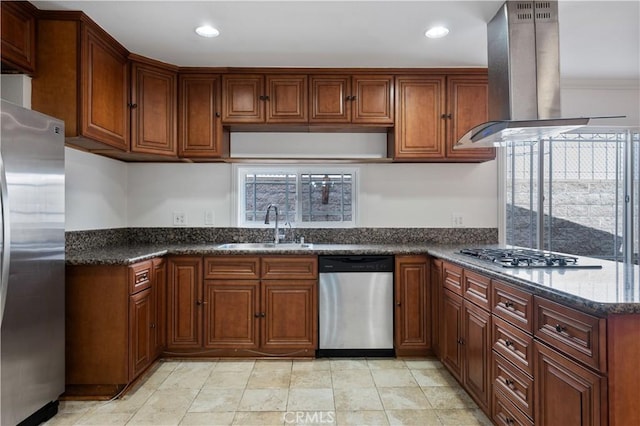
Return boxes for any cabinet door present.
[266,75,308,123]
[167,257,203,349]
[309,75,351,123]
[445,75,495,161]
[222,75,264,123]
[204,280,260,349]
[441,289,463,382]
[431,258,443,357]
[178,74,225,158]
[394,255,430,355]
[261,280,317,350]
[130,61,177,155]
[152,258,167,357]
[352,75,394,124]
[392,76,446,159]
[463,299,491,413]
[1,1,36,73]
[535,342,606,426]
[129,288,152,380]
[81,25,129,150]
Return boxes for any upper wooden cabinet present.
[390,73,495,162]
[1,1,36,74]
[222,74,308,124]
[444,75,496,161]
[32,13,130,151]
[130,57,178,156]
[178,74,228,158]
[310,75,394,125]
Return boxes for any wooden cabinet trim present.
[492,280,534,334]
[534,296,606,372]
[442,261,463,296]
[129,260,153,294]
[261,256,318,279]
[492,315,534,377]
[204,256,261,280]
[462,269,491,311]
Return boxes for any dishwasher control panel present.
[318,256,394,273]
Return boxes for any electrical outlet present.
[173,212,187,226]
[452,213,464,228]
[204,210,215,225]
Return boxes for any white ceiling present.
[32,1,640,80]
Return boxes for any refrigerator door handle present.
[0,153,10,326]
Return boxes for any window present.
[235,165,357,228]
[502,128,639,264]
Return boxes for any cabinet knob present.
[505,378,514,387]
[555,324,566,333]
[505,418,515,425]
[128,103,138,109]
[150,323,156,329]
[351,96,357,101]
[504,300,514,308]
[196,300,207,306]
[441,113,452,119]
[457,338,464,345]
[215,112,221,118]
[504,340,513,348]
[396,301,402,307]
[255,312,261,318]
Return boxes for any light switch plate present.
[205,210,215,225]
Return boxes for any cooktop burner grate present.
[459,248,602,269]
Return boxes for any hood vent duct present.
[455,1,621,148]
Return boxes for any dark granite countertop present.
[66,242,640,315]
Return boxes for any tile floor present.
[45,357,492,426]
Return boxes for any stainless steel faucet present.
[264,204,280,244]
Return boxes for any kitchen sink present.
[216,242,314,250]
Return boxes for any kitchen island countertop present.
[66,243,640,315]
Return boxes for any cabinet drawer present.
[129,261,152,294]
[493,388,534,426]
[442,262,463,296]
[493,353,534,419]
[493,316,534,376]
[204,256,260,279]
[492,280,533,333]
[534,296,606,372]
[261,256,318,279]
[463,269,491,311]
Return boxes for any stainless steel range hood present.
[455,1,619,148]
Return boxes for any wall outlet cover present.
[173,212,187,226]
[205,210,215,225]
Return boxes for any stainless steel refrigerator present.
[0,100,65,425]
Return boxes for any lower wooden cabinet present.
[167,255,318,356]
[65,258,164,397]
[535,341,607,426]
[394,255,431,356]
[463,299,492,412]
[440,288,464,381]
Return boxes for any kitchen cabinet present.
[65,259,163,397]
[430,258,443,357]
[167,256,203,349]
[32,12,130,151]
[309,75,394,125]
[178,73,229,158]
[394,255,431,356]
[390,73,495,162]
[438,261,492,414]
[168,255,317,356]
[535,341,606,426]
[152,258,167,357]
[130,56,178,156]
[222,74,308,124]
[1,1,36,74]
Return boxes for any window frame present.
[232,164,359,228]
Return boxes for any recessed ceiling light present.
[195,25,220,38]
[425,26,450,39]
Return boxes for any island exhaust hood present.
[455,1,621,148]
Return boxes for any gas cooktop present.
[460,248,603,269]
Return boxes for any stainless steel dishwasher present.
[318,256,394,357]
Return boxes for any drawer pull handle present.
[504,300,514,308]
[504,340,514,348]
[505,378,514,387]
[555,324,566,333]
[457,338,465,345]
[136,272,149,284]
[505,418,515,425]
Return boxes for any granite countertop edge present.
[66,243,640,315]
